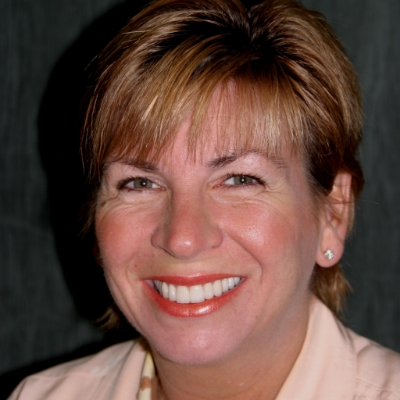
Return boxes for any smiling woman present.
[9,0,400,399]
[95,112,326,373]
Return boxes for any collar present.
[137,350,156,400]
[275,298,356,400]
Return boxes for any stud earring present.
[324,249,334,260]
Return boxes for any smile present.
[153,277,242,304]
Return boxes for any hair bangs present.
[187,71,308,164]
[89,58,308,178]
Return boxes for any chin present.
[147,326,244,365]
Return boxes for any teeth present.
[213,280,222,297]
[153,277,242,304]
[169,283,177,301]
[203,282,214,299]
[228,277,234,289]
[176,286,190,304]
[162,282,169,299]
[189,285,205,303]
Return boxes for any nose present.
[151,193,223,260]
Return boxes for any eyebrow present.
[104,150,287,172]
[206,150,287,169]
[104,159,160,173]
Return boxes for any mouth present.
[144,275,244,317]
[153,277,242,304]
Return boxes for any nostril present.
[150,206,223,259]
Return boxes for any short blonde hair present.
[82,0,364,327]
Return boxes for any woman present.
[9,0,400,399]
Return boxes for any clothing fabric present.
[8,299,400,400]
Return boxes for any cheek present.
[220,200,319,274]
[95,206,155,271]
[220,202,289,251]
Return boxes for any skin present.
[95,115,350,399]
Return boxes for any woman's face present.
[95,117,326,365]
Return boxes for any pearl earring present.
[324,249,334,260]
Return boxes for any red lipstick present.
[146,274,237,286]
[142,276,243,317]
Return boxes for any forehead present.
[106,82,296,168]
[161,113,289,167]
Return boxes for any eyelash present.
[116,173,265,192]
[222,173,265,187]
[117,176,158,191]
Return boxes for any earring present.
[324,249,334,260]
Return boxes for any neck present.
[151,299,311,400]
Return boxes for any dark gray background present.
[1,0,399,398]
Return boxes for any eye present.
[120,177,160,190]
[224,174,261,186]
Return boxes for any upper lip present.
[145,273,244,286]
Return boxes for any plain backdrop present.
[0,0,399,398]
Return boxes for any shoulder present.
[275,299,400,400]
[349,330,400,400]
[7,340,147,400]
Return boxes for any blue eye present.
[225,175,260,186]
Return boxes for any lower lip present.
[143,281,243,317]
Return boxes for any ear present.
[316,172,352,267]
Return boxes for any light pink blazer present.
[9,299,400,399]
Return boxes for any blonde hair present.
[82,0,364,327]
